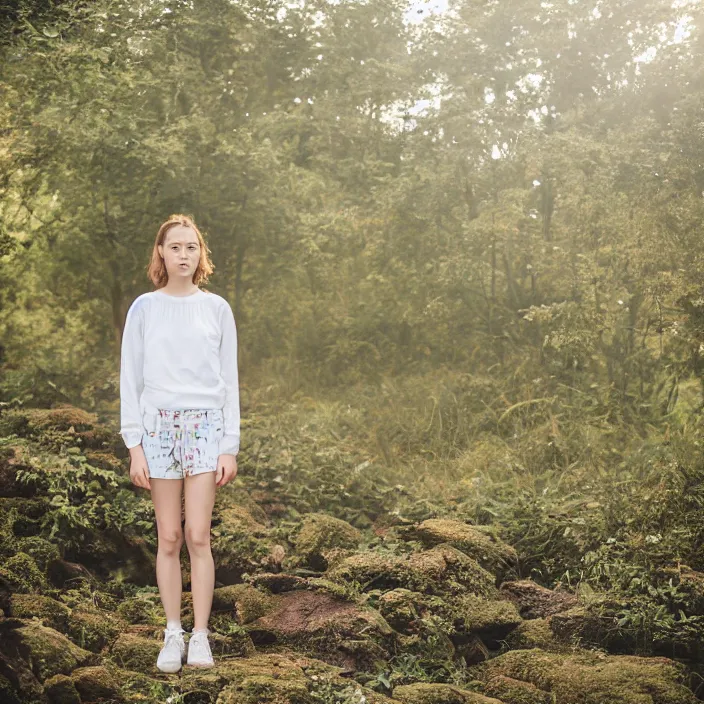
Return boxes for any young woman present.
[119,214,240,672]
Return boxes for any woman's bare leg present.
[150,478,184,625]
[184,472,217,631]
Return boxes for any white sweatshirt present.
[119,288,240,455]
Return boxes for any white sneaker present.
[156,627,186,673]
[186,628,214,667]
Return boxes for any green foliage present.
[14,444,154,554]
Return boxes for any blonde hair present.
[147,214,214,288]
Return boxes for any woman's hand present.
[129,445,152,490]
[215,454,238,487]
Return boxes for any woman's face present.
[159,225,201,281]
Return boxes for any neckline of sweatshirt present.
[153,288,206,303]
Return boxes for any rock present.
[249,572,309,593]
[116,595,164,625]
[502,617,571,653]
[109,633,161,674]
[0,619,94,682]
[211,500,273,585]
[470,647,698,703]
[548,602,634,651]
[66,605,125,653]
[43,673,81,704]
[293,513,362,571]
[2,406,98,435]
[7,594,71,631]
[499,579,578,619]
[212,583,276,623]
[482,675,553,704]
[326,544,499,598]
[47,559,97,589]
[376,587,521,651]
[70,665,123,702]
[245,588,395,671]
[401,519,518,580]
[392,682,502,704]
[452,593,522,645]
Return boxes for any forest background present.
[3,0,704,631]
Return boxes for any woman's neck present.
[160,282,200,297]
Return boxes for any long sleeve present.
[218,300,240,456]
[119,299,145,449]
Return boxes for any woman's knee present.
[157,527,184,554]
[184,527,211,553]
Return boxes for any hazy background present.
[2,0,704,563]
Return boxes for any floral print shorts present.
[141,408,224,479]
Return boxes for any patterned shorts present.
[141,409,224,480]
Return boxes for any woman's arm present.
[119,299,145,449]
[218,299,240,456]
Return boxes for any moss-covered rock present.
[375,588,423,633]
[116,595,164,625]
[1,406,98,436]
[0,552,49,593]
[499,579,579,620]
[48,559,99,590]
[117,669,178,703]
[245,588,396,671]
[211,500,273,585]
[0,405,123,454]
[7,593,71,631]
[216,676,313,703]
[0,672,22,704]
[401,519,518,581]
[292,513,362,571]
[43,673,81,704]
[482,675,554,704]
[212,583,277,624]
[70,665,123,702]
[469,647,698,703]
[0,619,95,682]
[453,594,522,646]
[548,603,627,651]
[250,572,309,594]
[502,617,571,653]
[326,544,498,599]
[109,632,161,674]
[66,605,125,652]
[392,682,502,704]
[375,587,521,652]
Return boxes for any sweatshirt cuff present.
[218,433,239,456]
[121,430,143,449]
